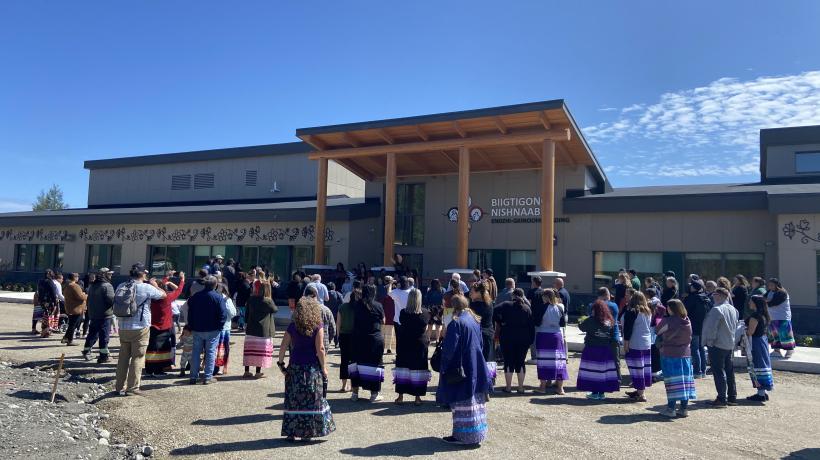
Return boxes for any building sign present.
[487,196,569,224]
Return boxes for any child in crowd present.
[178,325,194,377]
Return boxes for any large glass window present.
[14,244,30,271]
[795,151,820,174]
[149,245,192,277]
[86,245,122,274]
[293,246,314,270]
[724,253,765,280]
[593,251,627,289]
[508,250,536,283]
[395,183,425,247]
[684,253,722,281]
[25,244,63,272]
[259,246,290,279]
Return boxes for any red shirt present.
[382,296,396,326]
[150,280,185,331]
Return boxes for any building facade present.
[1,102,818,331]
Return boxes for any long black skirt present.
[339,333,353,380]
[145,327,175,373]
[350,334,384,392]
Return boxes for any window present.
[14,244,30,271]
[683,253,722,281]
[468,249,507,281]
[395,183,425,247]
[148,245,193,277]
[171,174,192,190]
[292,246,314,270]
[15,244,63,272]
[86,245,122,273]
[245,170,258,187]
[724,253,764,280]
[795,151,820,174]
[593,251,627,290]
[508,250,536,283]
[193,173,215,189]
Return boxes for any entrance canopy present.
[296,99,606,272]
[296,99,605,181]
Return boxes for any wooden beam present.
[335,159,375,181]
[493,117,508,134]
[395,164,542,178]
[314,158,328,264]
[452,120,467,138]
[555,141,575,166]
[383,153,397,266]
[377,129,395,145]
[415,125,429,141]
[456,147,470,268]
[522,144,541,164]
[474,148,496,169]
[441,150,459,168]
[539,112,552,131]
[308,127,571,160]
[540,140,555,271]
[342,132,361,148]
[304,135,327,151]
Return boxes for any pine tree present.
[32,184,68,211]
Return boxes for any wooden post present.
[541,140,556,271]
[456,146,470,268]
[50,353,64,403]
[314,157,328,264]
[383,153,397,266]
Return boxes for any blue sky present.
[1,1,819,211]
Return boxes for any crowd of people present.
[27,258,795,447]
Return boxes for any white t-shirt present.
[389,288,411,324]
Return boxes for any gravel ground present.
[1,301,819,459]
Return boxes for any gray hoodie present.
[702,301,739,351]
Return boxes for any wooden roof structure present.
[296,99,608,185]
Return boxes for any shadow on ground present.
[9,389,67,402]
[784,448,820,459]
[339,437,474,457]
[169,438,324,455]
[192,413,282,426]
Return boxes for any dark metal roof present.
[295,99,566,136]
[563,182,820,214]
[84,142,312,170]
[760,124,820,182]
[0,198,380,226]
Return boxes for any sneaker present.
[746,394,766,402]
[660,407,677,418]
[727,398,738,406]
[708,398,727,408]
[370,392,384,402]
[97,355,110,364]
[350,392,359,402]
[585,393,598,400]
[81,351,91,362]
[676,409,689,418]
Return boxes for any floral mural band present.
[782,219,820,244]
[0,225,335,244]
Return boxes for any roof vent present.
[193,173,215,189]
[171,174,192,190]
[245,170,258,187]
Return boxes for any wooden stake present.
[50,353,64,403]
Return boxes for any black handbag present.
[444,365,466,384]
[430,342,443,372]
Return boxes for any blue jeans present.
[83,318,112,354]
[191,330,221,381]
[690,335,706,376]
[236,307,246,329]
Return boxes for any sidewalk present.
[566,324,820,374]
[0,291,34,304]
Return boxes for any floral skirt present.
[282,363,336,439]
[451,395,488,445]
[767,320,795,350]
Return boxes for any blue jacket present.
[436,313,491,405]
[187,289,227,332]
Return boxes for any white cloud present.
[0,199,31,213]
[584,70,820,180]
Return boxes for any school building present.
[1,100,818,331]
